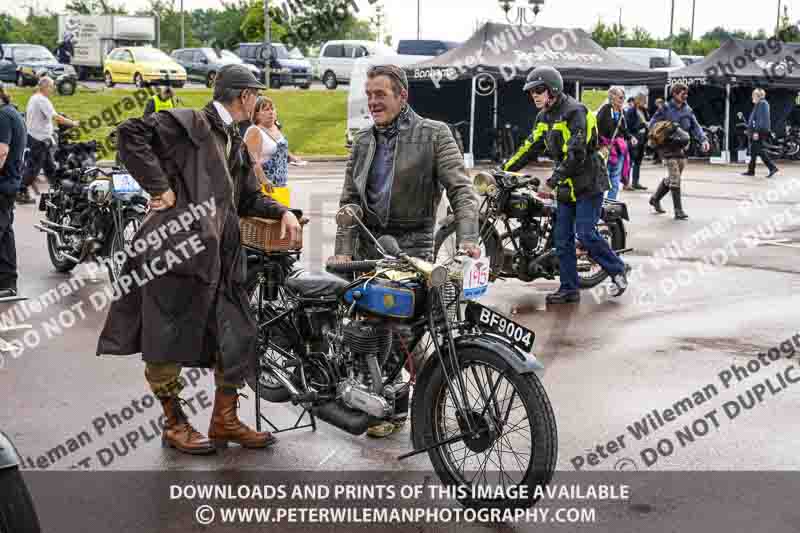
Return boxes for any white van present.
[607,47,686,71]
[346,54,433,147]
[318,40,396,89]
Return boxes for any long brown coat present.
[96,102,287,384]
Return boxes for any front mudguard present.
[0,430,21,470]
[410,333,544,444]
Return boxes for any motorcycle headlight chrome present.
[473,171,497,195]
[87,179,112,205]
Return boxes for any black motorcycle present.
[245,205,557,509]
[435,170,629,288]
[34,164,148,283]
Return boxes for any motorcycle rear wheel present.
[577,219,625,289]
[46,212,78,273]
[412,346,557,509]
[245,266,300,403]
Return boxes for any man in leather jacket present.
[332,64,480,437]
[503,66,629,304]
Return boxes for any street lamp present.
[499,0,544,25]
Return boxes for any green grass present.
[6,86,349,157]
[580,89,607,112]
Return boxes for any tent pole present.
[725,83,731,161]
[470,75,477,163]
[493,83,498,131]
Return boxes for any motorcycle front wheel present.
[106,213,143,284]
[412,346,557,509]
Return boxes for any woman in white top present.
[244,96,305,192]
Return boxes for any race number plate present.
[112,173,143,194]
[461,257,490,300]
[466,301,535,353]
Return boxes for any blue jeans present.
[555,193,626,293]
[606,156,623,200]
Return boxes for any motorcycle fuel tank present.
[343,277,423,319]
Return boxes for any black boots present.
[671,189,688,220]
[649,182,669,214]
[546,291,581,304]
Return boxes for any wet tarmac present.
[1,160,799,530]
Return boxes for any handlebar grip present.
[325,260,378,274]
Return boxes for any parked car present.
[234,42,311,89]
[607,47,686,71]
[680,55,705,66]
[103,46,186,88]
[0,44,78,95]
[171,47,260,87]
[317,40,396,90]
[396,39,460,56]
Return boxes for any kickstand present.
[255,374,317,434]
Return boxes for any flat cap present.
[215,63,266,91]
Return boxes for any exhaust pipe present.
[39,219,80,233]
[33,224,81,264]
[260,359,301,397]
[311,401,370,436]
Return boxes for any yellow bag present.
[261,183,290,207]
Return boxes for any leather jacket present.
[334,108,478,260]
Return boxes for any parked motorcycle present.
[34,165,148,283]
[435,170,630,288]
[245,205,557,509]
[736,112,800,160]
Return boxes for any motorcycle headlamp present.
[473,171,497,195]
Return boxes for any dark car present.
[170,47,261,88]
[396,40,461,56]
[0,44,78,95]
[235,42,311,89]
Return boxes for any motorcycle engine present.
[337,321,393,418]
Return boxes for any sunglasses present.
[530,85,549,95]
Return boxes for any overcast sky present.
[4,0,793,46]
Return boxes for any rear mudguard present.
[601,198,629,221]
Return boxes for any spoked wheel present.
[106,214,142,284]
[413,347,557,509]
[244,266,299,403]
[46,212,79,273]
[576,220,625,289]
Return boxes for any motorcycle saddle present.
[286,269,349,299]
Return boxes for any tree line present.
[591,6,800,55]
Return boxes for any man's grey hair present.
[38,76,54,90]
[213,85,241,104]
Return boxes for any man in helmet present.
[503,66,629,304]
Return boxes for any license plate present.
[461,257,490,300]
[112,173,143,194]
[466,301,535,353]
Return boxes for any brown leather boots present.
[208,389,276,449]
[160,396,215,455]
[160,390,276,455]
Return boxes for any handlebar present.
[325,259,380,275]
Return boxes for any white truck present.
[57,14,157,80]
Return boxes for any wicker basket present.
[240,216,302,252]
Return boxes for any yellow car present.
[104,46,187,88]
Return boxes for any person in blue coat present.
[742,88,779,178]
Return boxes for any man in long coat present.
[97,64,301,454]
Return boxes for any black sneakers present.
[545,291,581,304]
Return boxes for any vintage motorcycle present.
[245,205,557,508]
[34,165,148,283]
[435,170,630,288]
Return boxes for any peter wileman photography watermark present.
[570,331,800,471]
[16,368,213,470]
[0,198,216,363]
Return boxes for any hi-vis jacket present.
[503,93,609,202]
